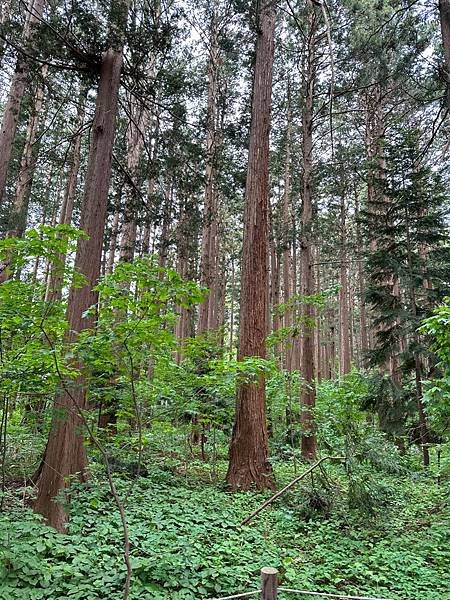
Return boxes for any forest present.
[0,0,450,598]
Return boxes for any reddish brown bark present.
[226,0,276,491]
[34,34,126,531]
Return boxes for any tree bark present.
[282,90,293,370]
[355,193,369,357]
[34,19,126,530]
[106,191,122,274]
[0,0,46,206]
[45,85,87,302]
[300,0,318,461]
[6,66,47,238]
[226,0,276,490]
[198,5,221,335]
[339,195,351,376]
[119,56,155,263]
[439,0,450,111]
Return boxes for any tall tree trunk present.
[46,85,87,302]
[300,0,318,461]
[439,0,450,111]
[339,195,351,376]
[355,193,368,357]
[229,256,235,354]
[106,190,122,274]
[0,0,46,206]
[175,198,197,362]
[34,9,127,530]
[269,206,281,357]
[198,6,220,335]
[315,245,322,382]
[282,89,293,371]
[226,0,276,490]
[119,43,156,263]
[158,181,173,270]
[6,66,47,238]
[405,205,430,467]
[291,215,301,370]
[0,0,12,64]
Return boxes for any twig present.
[240,456,344,526]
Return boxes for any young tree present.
[365,129,450,466]
[226,0,276,490]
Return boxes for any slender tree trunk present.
[339,195,351,376]
[226,0,276,490]
[34,12,127,530]
[439,0,450,111]
[315,245,322,382]
[158,181,173,270]
[282,90,293,371]
[270,207,281,357]
[300,0,318,461]
[175,198,197,362]
[355,194,368,357]
[7,66,47,238]
[198,6,221,335]
[119,82,153,262]
[291,216,301,370]
[106,191,122,275]
[229,257,235,354]
[46,85,87,302]
[0,0,12,64]
[404,205,430,467]
[0,0,46,206]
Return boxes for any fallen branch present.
[240,455,345,526]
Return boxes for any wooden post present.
[260,567,278,599]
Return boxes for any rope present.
[278,588,391,600]
[212,591,260,600]
[212,588,391,600]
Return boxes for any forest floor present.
[1,431,449,600]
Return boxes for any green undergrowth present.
[1,457,449,599]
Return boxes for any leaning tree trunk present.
[300,0,318,461]
[34,12,127,530]
[226,0,276,491]
[0,0,46,207]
